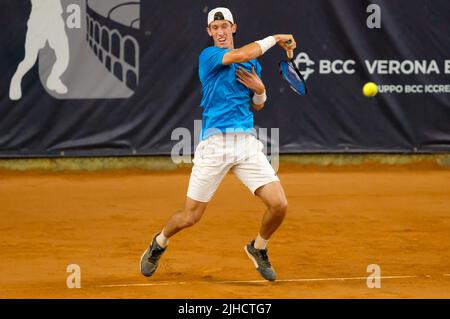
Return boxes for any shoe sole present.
[139,249,153,277]
[244,245,259,269]
[244,245,276,282]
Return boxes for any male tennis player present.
[141,7,296,281]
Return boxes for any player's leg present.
[159,136,231,238]
[140,197,208,277]
[243,181,287,282]
[233,134,285,281]
[233,135,287,241]
[140,134,232,278]
[254,180,288,240]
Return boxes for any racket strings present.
[279,61,307,96]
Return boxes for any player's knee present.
[181,211,202,228]
[180,215,194,228]
[270,198,288,217]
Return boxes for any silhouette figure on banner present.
[10,0,70,100]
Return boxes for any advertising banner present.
[1,0,449,157]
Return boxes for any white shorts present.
[187,133,280,202]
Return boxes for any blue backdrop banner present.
[1,0,449,157]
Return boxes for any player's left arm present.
[236,66,266,111]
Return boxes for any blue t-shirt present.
[198,46,262,140]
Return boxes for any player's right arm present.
[222,34,296,65]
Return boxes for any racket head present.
[279,60,307,96]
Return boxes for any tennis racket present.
[278,40,307,96]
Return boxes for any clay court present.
[1,161,449,298]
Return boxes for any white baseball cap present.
[207,7,234,26]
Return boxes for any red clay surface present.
[1,163,449,298]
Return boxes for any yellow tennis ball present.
[363,82,378,97]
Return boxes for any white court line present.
[97,282,172,288]
[216,275,417,284]
[96,275,418,288]
[0,275,436,291]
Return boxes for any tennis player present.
[141,7,296,281]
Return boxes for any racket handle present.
[287,50,294,59]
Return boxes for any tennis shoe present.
[140,233,167,277]
[244,240,276,281]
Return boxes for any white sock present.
[253,234,268,250]
[155,230,169,248]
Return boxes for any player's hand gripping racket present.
[278,40,307,96]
